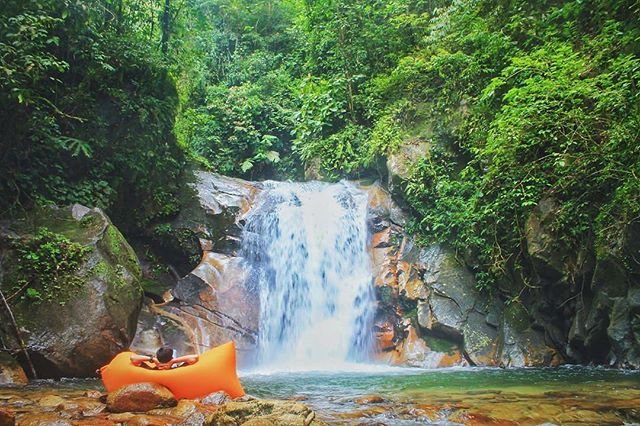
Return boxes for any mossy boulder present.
[0,205,142,378]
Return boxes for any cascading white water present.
[241,181,376,371]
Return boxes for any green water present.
[2,367,639,425]
[241,367,640,425]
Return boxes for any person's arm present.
[130,353,154,366]
[172,354,199,365]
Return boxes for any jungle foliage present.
[0,0,183,231]
[1,0,639,290]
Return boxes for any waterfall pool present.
[241,366,640,425]
[1,366,639,425]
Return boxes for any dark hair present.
[156,346,174,363]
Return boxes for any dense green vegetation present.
[1,0,639,292]
[10,227,91,305]
[0,0,183,231]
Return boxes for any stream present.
[2,366,639,425]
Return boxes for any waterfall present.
[241,181,376,371]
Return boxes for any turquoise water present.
[3,367,639,425]
[241,366,640,425]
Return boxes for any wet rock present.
[362,182,407,227]
[241,419,277,426]
[0,407,15,426]
[79,400,106,417]
[17,413,73,426]
[499,303,560,367]
[354,395,385,404]
[148,399,215,425]
[208,399,316,426]
[200,391,232,405]
[119,414,178,425]
[0,353,27,386]
[84,390,103,399]
[73,418,116,426]
[234,394,258,402]
[448,411,519,426]
[0,205,142,378]
[290,395,309,402]
[106,382,177,413]
[373,320,396,352]
[38,394,66,408]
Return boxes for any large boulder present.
[415,245,501,366]
[0,205,142,378]
[142,167,262,279]
[169,168,260,258]
[106,382,177,413]
[133,170,261,365]
[499,303,561,367]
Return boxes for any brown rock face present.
[0,353,27,386]
[132,171,260,365]
[363,182,559,368]
[106,383,177,413]
[0,407,15,426]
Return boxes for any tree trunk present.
[161,0,171,55]
[0,258,37,379]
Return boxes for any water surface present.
[242,366,640,425]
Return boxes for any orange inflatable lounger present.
[99,341,245,399]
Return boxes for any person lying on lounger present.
[130,346,199,370]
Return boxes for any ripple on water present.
[241,366,640,425]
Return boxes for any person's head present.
[156,346,174,363]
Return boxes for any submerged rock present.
[0,205,142,378]
[208,399,316,426]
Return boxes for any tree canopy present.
[1,0,639,290]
